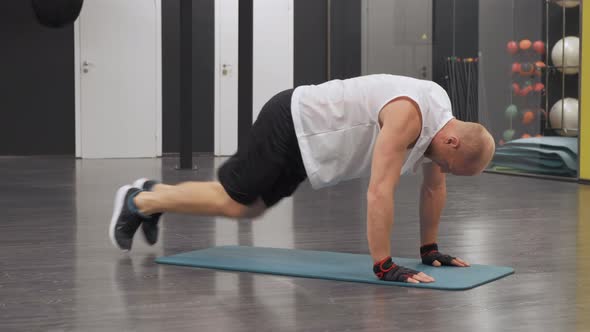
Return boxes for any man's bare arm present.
[419,162,447,245]
[420,162,470,267]
[366,99,434,283]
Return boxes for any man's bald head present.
[426,120,495,175]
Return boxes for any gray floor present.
[1,156,589,332]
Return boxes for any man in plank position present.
[109,74,495,284]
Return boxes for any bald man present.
[109,74,495,284]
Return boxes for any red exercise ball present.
[520,85,533,96]
[512,62,521,74]
[535,61,546,69]
[533,40,545,54]
[534,61,546,76]
[507,41,519,54]
[522,110,535,125]
[512,83,521,95]
[534,82,545,92]
[520,39,532,50]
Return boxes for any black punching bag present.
[32,0,84,28]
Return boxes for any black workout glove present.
[420,243,456,266]
[373,256,420,282]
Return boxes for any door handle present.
[82,61,94,73]
[222,64,232,76]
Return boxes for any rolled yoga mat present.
[156,246,514,291]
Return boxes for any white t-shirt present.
[291,74,454,189]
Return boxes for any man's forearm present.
[367,194,394,263]
[419,184,446,245]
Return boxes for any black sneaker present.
[132,178,162,246]
[109,185,144,251]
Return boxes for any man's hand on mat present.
[404,271,435,284]
[429,256,470,267]
[373,256,435,283]
[420,243,470,267]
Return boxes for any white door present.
[252,0,293,121]
[78,0,160,158]
[362,0,432,79]
[215,0,239,156]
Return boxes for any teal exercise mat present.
[490,156,576,176]
[491,137,579,176]
[490,165,575,177]
[505,137,578,155]
[156,246,514,291]
[494,148,577,170]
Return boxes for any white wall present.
[252,0,294,122]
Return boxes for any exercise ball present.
[520,63,535,76]
[520,39,532,51]
[512,83,521,96]
[32,0,84,28]
[551,37,580,74]
[520,85,533,96]
[512,62,521,74]
[535,61,546,76]
[507,41,519,55]
[553,0,580,8]
[549,98,579,136]
[503,129,515,141]
[505,105,518,119]
[522,110,535,125]
[533,41,545,55]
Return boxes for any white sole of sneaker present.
[132,178,149,189]
[109,185,132,251]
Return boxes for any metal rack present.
[544,0,580,136]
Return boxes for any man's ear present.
[445,136,460,148]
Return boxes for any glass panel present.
[478,0,580,179]
[362,0,433,79]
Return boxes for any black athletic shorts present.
[218,89,307,207]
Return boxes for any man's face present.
[435,154,481,176]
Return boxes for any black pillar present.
[179,0,194,169]
[238,0,253,149]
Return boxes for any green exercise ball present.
[503,129,515,141]
[505,105,518,119]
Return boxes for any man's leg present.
[109,89,298,251]
[132,88,300,220]
[133,181,266,218]
[109,180,267,251]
